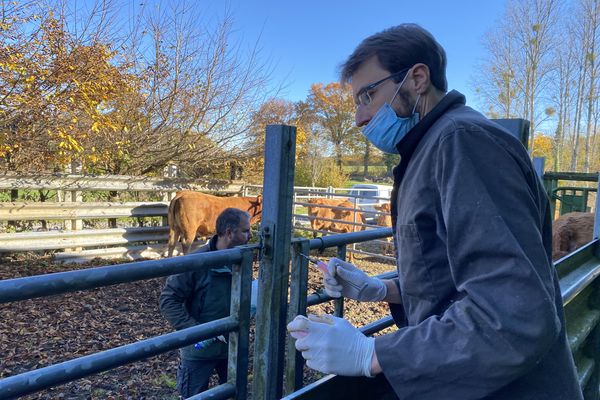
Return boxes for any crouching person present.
[159,208,252,398]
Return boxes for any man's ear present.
[410,63,431,95]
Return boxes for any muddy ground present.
[0,250,396,400]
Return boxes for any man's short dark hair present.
[216,208,251,236]
[340,23,447,92]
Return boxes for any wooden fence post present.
[7,189,18,230]
[64,160,83,252]
[161,164,178,227]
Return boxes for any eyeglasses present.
[355,68,410,107]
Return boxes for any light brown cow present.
[374,202,393,255]
[329,202,367,263]
[328,203,367,233]
[306,198,366,262]
[167,191,262,256]
[306,198,352,236]
[552,212,595,261]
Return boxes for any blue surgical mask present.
[362,73,420,154]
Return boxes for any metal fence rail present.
[0,246,256,399]
[285,228,396,395]
[282,238,600,400]
[0,226,398,399]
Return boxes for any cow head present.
[330,201,365,232]
[374,202,391,213]
[248,194,263,223]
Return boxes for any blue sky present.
[200,0,507,110]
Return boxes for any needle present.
[298,253,330,275]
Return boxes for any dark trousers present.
[176,358,228,398]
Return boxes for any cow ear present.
[256,194,263,204]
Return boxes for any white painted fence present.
[0,174,247,262]
[0,176,393,262]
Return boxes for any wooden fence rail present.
[0,174,396,262]
[0,174,245,192]
[0,202,168,220]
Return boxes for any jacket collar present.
[390,90,466,226]
[208,234,219,251]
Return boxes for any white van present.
[347,183,393,221]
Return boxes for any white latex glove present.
[324,257,387,302]
[287,314,375,377]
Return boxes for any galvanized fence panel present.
[292,190,394,263]
[0,245,257,399]
[282,238,600,400]
[284,228,396,396]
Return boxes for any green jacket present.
[159,235,232,360]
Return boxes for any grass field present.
[342,165,388,175]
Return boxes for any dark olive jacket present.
[159,235,232,360]
[375,91,583,400]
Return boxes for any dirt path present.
[0,253,396,399]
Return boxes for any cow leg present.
[347,251,354,263]
[309,220,318,238]
[383,239,393,255]
[180,227,196,255]
[167,228,180,257]
[552,225,572,261]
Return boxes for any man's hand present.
[287,314,375,377]
[324,258,387,302]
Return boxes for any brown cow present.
[329,202,367,263]
[307,198,352,236]
[328,203,367,234]
[167,191,262,256]
[306,198,366,262]
[552,212,595,261]
[374,202,393,255]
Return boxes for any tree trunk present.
[583,0,599,173]
[334,144,343,169]
[39,190,48,230]
[571,59,587,171]
[108,191,118,228]
[7,189,18,229]
[362,140,370,178]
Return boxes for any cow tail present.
[167,198,181,256]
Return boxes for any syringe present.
[298,253,330,275]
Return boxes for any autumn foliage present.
[1,1,271,177]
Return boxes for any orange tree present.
[0,5,138,173]
[1,2,273,178]
[307,82,361,169]
[246,98,312,183]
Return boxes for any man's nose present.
[355,106,371,127]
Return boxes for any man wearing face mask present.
[287,24,582,399]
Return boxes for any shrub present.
[315,160,348,188]
[295,159,348,188]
